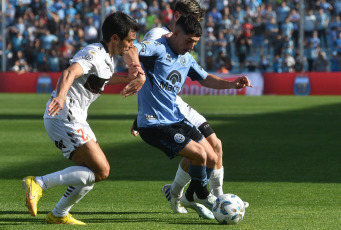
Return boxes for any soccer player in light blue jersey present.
[132,15,252,213]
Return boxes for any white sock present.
[52,184,95,217]
[209,167,224,197]
[36,166,95,191]
[171,164,191,198]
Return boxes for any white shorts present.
[44,118,96,159]
[176,96,206,128]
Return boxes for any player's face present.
[175,33,200,55]
[116,30,136,56]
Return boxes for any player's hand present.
[130,125,139,137]
[47,96,65,117]
[161,32,173,39]
[233,75,253,89]
[120,72,146,97]
[127,62,144,80]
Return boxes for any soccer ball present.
[212,193,245,225]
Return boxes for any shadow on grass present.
[1,102,341,183]
[0,210,217,226]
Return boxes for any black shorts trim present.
[198,122,214,138]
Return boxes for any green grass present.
[0,93,341,229]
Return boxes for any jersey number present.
[77,128,89,141]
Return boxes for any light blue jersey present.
[135,38,208,128]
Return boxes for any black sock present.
[185,181,195,201]
[191,180,209,199]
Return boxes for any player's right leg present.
[178,140,217,211]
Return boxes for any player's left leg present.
[45,140,110,224]
[205,133,224,197]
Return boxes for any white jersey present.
[44,42,115,123]
[142,26,207,128]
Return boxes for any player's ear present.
[173,11,181,22]
[111,34,120,43]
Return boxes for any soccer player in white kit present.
[127,0,248,219]
[22,12,145,225]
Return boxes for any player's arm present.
[118,46,146,97]
[199,74,253,89]
[48,63,83,116]
[107,62,144,85]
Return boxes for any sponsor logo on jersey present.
[82,54,93,61]
[174,133,185,143]
[179,56,187,67]
[166,54,172,62]
[89,50,96,55]
[145,115,157,120]
[142,40,151,45]
[160,70,182,93]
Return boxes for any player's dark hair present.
[174,0,205,22]
[102,11,140,42]
[175,15,202,37]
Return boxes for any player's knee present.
[207,151,218,167]
[211,138,223,160]
[95,165,110,182]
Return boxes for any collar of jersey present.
[100,41,109,53]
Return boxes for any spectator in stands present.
[205,27,217,55]
[252,15,266,56]
[330,51,340,72]
[289,8,300,47]
[305,41,319,72]
[232,5,246,24]
[161,3,173,25]
[262,4,276,25]
[207,7,222,31]
[148,0,160,15]
[308,31,321,49]
[336,31,341,56]
[265,17,279,54]
[11,60,27,74]
[277,1,290,33]
[259,54,269,73]
[304,9,316,40]
[214,30,227,56]
[313,50,329,72]
[316,7,329,49]
[281,16,294,39]
[47,49,60,72]
[235,36,250,72]
[41,29,59,50]
[118,0,131,14]
[282,51,295,72]
[6,2,16,27]
[273,54,282,73]
[84,17,98,44]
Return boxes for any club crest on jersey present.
[174,133,185,143]
[179,56,187,67]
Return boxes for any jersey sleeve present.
[70,45,111,76]
[143,27,169,41]
[187,55,208,81]
[134,40,165,57]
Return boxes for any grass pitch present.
[0,93,340,229]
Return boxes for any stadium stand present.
[1,0,341,73]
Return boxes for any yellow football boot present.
[22,176,44,216]
[46,212,86,225]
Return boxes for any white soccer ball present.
[212,193,245,225]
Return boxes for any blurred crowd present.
[1,0,341,74]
